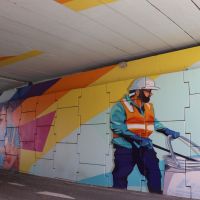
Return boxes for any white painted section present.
[78,124,109,165]
[31,159,55,178]
[185,94,200,146]
[184,67,200,94]
[151,71,189,121]
[54,143,78,181]
[77,163,109,185]
[8,182,25,187]
[37,191,75,199]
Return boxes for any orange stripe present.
[55,0,72,4]
[44,65,114,94]
[36,94,56,116]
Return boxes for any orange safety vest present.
[113,98,155,139]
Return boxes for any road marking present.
[8,182,25,187]
[37,191,75,199]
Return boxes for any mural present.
[1,46,200,199]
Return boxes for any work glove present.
[140,138,153,149]
[169,131,180,139]
[164,128,180,139]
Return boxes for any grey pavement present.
[0,170,193,200]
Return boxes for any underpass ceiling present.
[0,0,200,92]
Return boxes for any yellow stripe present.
[63,0,116,11]
[91,46,200,86]
[0,50,43,68]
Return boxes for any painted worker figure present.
[110,77,180,194]
[0,104,20,170]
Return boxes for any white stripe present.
[8,182,25,187]
[122,99,134,112]
[127,124,145,129]
[147,125,154,131]
[37,191,75,199]
[127,124,154,131]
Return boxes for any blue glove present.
[170,131,180,139]
[164,128,180,139]
[140,138,153,149]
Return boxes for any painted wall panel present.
[105,147,114,187]
[19,148,36,173]
[127,167,145,192]
[107,79,132,103]
[31,158,55,178]
[54,107,80,143]
[151,72,189,121]
[19,112,36,142]
[35,126,55,159]
[77,163,109,187]
[56,89,81,108]
[79,85,109,124]
[185,94,200,146]
[21,96,37,112]
[184,68,200,94]
[78,124,109,165]
[36,93,57,126]
[54,143,78,181]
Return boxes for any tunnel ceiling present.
[0,0,200,92]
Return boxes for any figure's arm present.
[155,118,180,139]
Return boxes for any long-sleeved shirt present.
[110,95,165,149]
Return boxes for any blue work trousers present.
[112,144,162,194]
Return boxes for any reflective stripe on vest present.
[127,124,154,131]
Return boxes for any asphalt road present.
[0,171,192,200]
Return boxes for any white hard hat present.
[129,77,159,91]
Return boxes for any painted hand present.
[140,138,153,149]
[169,131,180,139]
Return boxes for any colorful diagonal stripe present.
[55,0,117,11]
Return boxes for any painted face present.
[138,89,152,103]
[0,106,7,139]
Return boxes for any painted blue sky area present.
[78,173,112,187]
[78,161,165,189]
